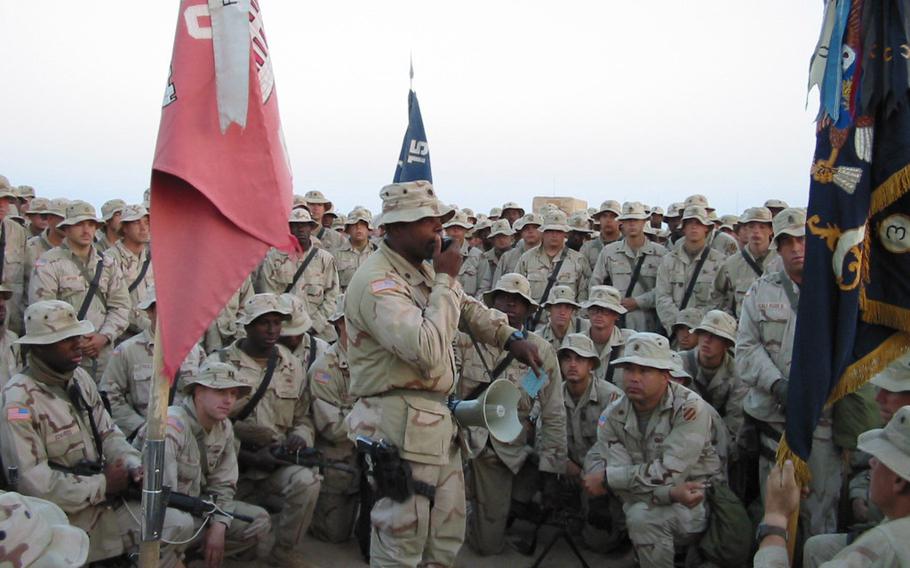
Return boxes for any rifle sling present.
[679,247,711,311]
[740,248,764,278]
[128,254,152,293]
[77,259,105,320]
[528,249,567,329]
[232,348,278,423]
[285,248,319,293]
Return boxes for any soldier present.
[477,219,516,296]
[714,206,777,317]
[670,307,703,351]
[736,208,840,536]
[321,208,339,231]
[535,285,589,352]
[207,293,321,566]
[516,209,591,319]
[582,332,723,568]
[277,293,329,373]
[0,179,28,336]
[23,196,51,238]
[580,200,622,270]
[305,190,345,252]
[499,201,524,226]
[29,201,131,381]
[581,285,632,384]
[0,300,193,564]
[24,198,66,290]
[15,184,35,215]
[454,273,566,556]
[149,361,273,564]
[650,206,664,230]
[256,208,341,343]
[663,202,685,245]
[718,214,740,241]
[309,296,360,543]
[204,275,255,353]
[679,309,747,453]
[654,205,726,333]
[100,291,205,440]
[755,413,910,568]
[95,198,125,253]
[680,194,739,258]
[335,207,378,292]
[592,201,667,333]
[104,204,154,337]
[0,284,21,386]
[343,181,543,567]
[493,212,542,284]
[443,211,482,296]
[558,333,626,552]
[566,211,594,252]
[488,206,502,222]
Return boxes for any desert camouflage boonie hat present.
[567,212,594,234]
[17,185,35,200]
[543,285,581,308]
[279,293,313,336]
[595,200,621,217]
[304,190,333,211]
[764,198,789,210]
[237,293,292,326]
[770,207,806,250]
[871,352,910,393]
[331,214,347,230]
[0,176,16,200]
[489,218,516,238]
[100,199,126,222]
[0,491,90,567]
[618,201,649,221]
[857,405,910,481]
[739,207,773,225]
[27,197,51,215]
[672,307,704,332]
[184,361,252,395]
[514,213,543,231]
[289,208,319,226]
[669,351,692,381]
[720,214,740,231]
[483,272,539,308]
[488,207,503,218]
[378,181,454,226]
[541,210,571,233]
[16,300,95,345]
[59,200,101,228]
[120,204,149,223]
[444,210,474,230]
[708,210,720,223]
[46,198,68,218]
[501,201,525,216]
[681,205,712,227]
[684,194,712,211]
[558,333,601,368]
[613,332,675,371]
[292,194,309,210]
[582,285,627,314]
[651,206,665,216]
[344,208,374,230]
[665,202,685,218]
[693,309,737,344]
[8,205,23,223]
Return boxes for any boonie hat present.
[740,207,773,225]
[857,405,910,481]
[16,300,95,345]
[672,307,704,331]
[27,197,51,215]
[684,194,713,211]
[378,181,454,226]
[488,207,503,219]
[237,293,292,326]
[184,361,253,396]
[693,309,737,344]
[558,333,601,369]
[870,352,910,393]
[541,210,571,233]
[279,293,313,336]
[669,351,692,381]
[543,285,581,308]
[665,202,685,218]
[304,190,333,210]
[764,199,789,210]
[583,285,627,314]
[59,200,101,227]
[17,185,36,200]
[567,212,593,234]
[720,214,740,231]
[46,198,68,218]
[681,205,712,227]
[0,177,17,200]
[595,200,621,217]
[444,210,474,230]
[483,273,539,308]
[770,208,806,250]
[0,491,89,567]
[100,199,126,222]
[0,283,12,299]
[501,201,525,215]
[514,213,543,232]
[120,204,149,223]
[292,194,309,210]
[618,201,649,221]
[289,208,319,226]
[651,206,665,216]
[489,219,515,238]
[613,332,675,370]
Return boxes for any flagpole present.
[139,320,168,568]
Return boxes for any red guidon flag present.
[151,0,296,379]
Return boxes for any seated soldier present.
[453,273,566,556]
[668,351,730,474]
[558,333,626,552]
[580,285,633,385]
[309,295,360,543]
[582,332,723,568]
[0,284,22,386]
[0,300,193,565]
[101,289,206,440]
[535,285,590,353]
[206,293,321,567]
[277,293,329,373]
[142,361,272,565]
[670,307,703,351]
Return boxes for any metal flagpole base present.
[141,439,166,541]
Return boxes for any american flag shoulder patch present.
[598,414,607,426]
[370,278,399,294]
[314,371,332,384]
[167,416,184,433]
[6,407,30,422]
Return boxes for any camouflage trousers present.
[182,501,273,560]
[803,532,848,568]
[236,464,321,559]
[623,500,707,568]
[84,501,194,565]
[369,444,466,568]
[311,465,359,543]
[465,445,539,556]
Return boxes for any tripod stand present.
[528,518,591,568]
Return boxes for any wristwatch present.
[755,522,788,543]
[503,330,524,351]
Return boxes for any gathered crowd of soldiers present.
[0,172,908,568]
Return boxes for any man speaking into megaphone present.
[454,273,567,556]
[343,182,544,568]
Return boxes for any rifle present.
[124,484,255,523]
[270,446,357,475]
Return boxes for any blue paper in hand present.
[521,369,547,398]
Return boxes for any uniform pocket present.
[45,428,87,463]
[130,364,153,409]
[402,398,451,458]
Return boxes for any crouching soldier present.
[0,300,193,565]
[208,293,321,567]
[309,296,360,542]
[582,332,722,568]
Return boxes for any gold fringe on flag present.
[870,162,910,215]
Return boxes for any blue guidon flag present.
[393,63,432,183]
[781,0,910,482]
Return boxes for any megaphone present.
[449,379,522,443]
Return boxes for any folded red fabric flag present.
[151,0,295,379]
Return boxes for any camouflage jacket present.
[591,239,666,333]
[333,239,377,292]
[204,275,254,352]
[564,378,623,468]
[0,329,21,388]
[457,241,482,297]
[583,326,633,385]
[579,234,621,271]
[679,349,747,453]
[23,230,58,304]
[516,244,591,305]
[714,246,778,318]
[476,247,506,297]
[103,241,154,334]
[534,317,590,353]
[654,244,726,333]
[289,332,330,373]
[2,218,28,332]
[314,225,346,253]
[492,240,528,287]
[309,343,358,464]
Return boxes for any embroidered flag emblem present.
[7,407,30,422]
[314,371,331,384]
[167,416,184,433]
[371,279,398,294]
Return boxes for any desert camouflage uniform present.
[584,382,722,567]
[315,225,346,253]
[104,240,154,336]
[476,247,507,297]
[207,341,321,562]
[454,330,566,555]
[579,234,621,271]
[492,240,528,285]
[654,245,726,333]
[736,271,840,535]
[100,328,206,439]
[309,341,360,543]
[591,240,666,333]
[256,246,341,343]
[679,348,747,456]
[0,359,193,564]
[23,230,59,305]
[28,243,131,380]
[457,241,482,297]
[583,325,633,385]
[344,240,520,567]
[0,329,21,387]
[516,244,591,306]
[204,276,254,353]
[714,246,778,318]
[535,316,590,353]
[334,239,377,292]
[290,332,330,372]
[673,230,739,258]
[2,218,28,335]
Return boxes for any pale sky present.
[2,1,823,218]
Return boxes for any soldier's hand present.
[285,434,308,453]
[508,339,543,377]
[771,378,788,406]
[433,234,463,278]
[620,297,638,312]
[669,481,705,509]
[763,460,800,531]
[82,334,108,358]
[582,470,608,497]
[103,459,130,496]
[204,521,227,568]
